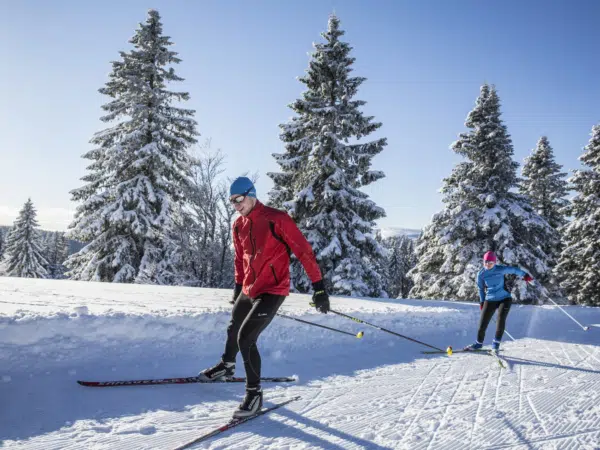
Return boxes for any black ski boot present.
[233,386,263,418]
[197,360,235,382]
[463,341,483,351]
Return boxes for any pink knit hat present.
[483,251,497,262]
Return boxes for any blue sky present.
[1,0,599,231]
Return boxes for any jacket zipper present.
[270,264,278,284]
[249,219,257,283]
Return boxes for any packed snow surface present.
[1,277,599,449]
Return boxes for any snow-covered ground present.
[1,277,599,449]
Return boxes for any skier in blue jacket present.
[464,251,533,353]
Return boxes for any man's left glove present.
[310,280,330,314]
[523,274,533,283]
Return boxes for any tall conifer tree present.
[555,125,600,305]
[410,85,553,303]
[66,10,198,283]
[520,136,569,296]
[4,199,48,278]
[269,14,387,297]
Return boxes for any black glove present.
[230,284,242,305]
[311,280,330,314]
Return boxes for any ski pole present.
[503,328,516,341]
[329,309,444,352]
[486,302,516,341]
[492,316,516,341]
[276,313,364,338]
[545,296,589,331]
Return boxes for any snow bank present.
[1,277,599,449]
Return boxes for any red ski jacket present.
[233,201,322,298]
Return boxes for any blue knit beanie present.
[230,177,256,198]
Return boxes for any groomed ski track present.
[1,278,599,449]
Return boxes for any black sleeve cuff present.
[312,280,325,292]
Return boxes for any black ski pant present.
[222,292,285,389]
[477,297,512,343]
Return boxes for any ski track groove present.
[575,344,600,368]
[559,342,575,367]
[297,374,412,420]
[293,383,361,418]
[570,345,597,372]
[525,372,569,394]
[356,372,440,442]
[307,378,413,430]
[483,427,600,449]
[336,398,409,448]
[469,368,494,449]
[397,362,440,417]
[518,365,525,417]
[494,362,504,408]
[543,340,567,367]
[526,394,549,437]
[297,385,324,416]
[424,370,469,450]
[286,373,420,447]
[513,352,573,393]
[591,345,600,362]
[398,362,447,446]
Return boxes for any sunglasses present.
[229,188,252,205]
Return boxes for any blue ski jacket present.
[477,264,527,302]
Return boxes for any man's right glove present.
[310,280,330,314]
[480,302,484,311]
[230,284,243,305]
[523,274,533,283]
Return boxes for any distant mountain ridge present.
[377,227,422,240]
[0,225,84,255]
[1,224,420,254]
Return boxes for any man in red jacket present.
[198,177,329,418]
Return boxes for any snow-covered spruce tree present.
[520,136,569,297]
[268,14,387,297]
[0,228,6,261]
[555,125,600,306]
[409,85,554,303]
[44,231,69,279]
[384,235,417,299]
[521,137,569,230]
[4,199,48,278]
[66,9,198,283]
[366,231,390,299]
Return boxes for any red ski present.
[77,376,296,387]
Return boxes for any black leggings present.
[477,297,512,343]
[222,292,285,388]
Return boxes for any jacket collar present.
[245,200,264,220]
